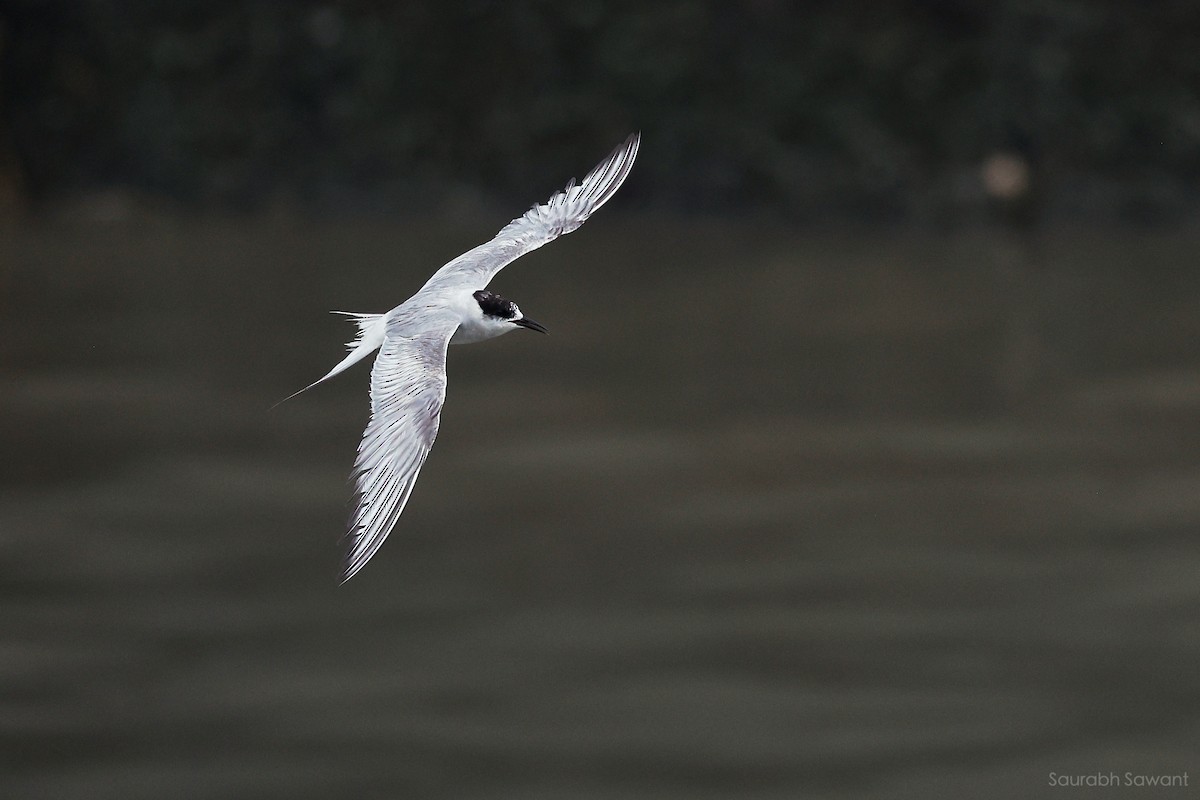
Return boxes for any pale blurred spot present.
[981,151,1031,201]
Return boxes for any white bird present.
[287,134,640,582]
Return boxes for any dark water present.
[2,215,1198,798]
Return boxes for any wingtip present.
[339,543,376,584]
[623,131,641,157]
[338,544,363,584]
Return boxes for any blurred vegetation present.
[2,0,1198,220]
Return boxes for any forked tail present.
[272,312,387,408]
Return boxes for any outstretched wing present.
[341,323,456,582]
[418,133,640,295]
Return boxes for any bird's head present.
[469,289,547,339]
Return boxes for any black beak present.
[514,316,548,334]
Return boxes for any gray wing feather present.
[418,133,640,295]
[341,324,455,582]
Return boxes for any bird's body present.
[289,134,640,582]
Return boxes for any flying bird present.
[287,134,640,582]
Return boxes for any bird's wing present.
[418,133,640,295]
[341,321,457,582]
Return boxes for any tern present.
[287,134,640,582]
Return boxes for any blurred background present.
[2,2,1199,798]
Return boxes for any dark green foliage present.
[2,1,1198,218]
